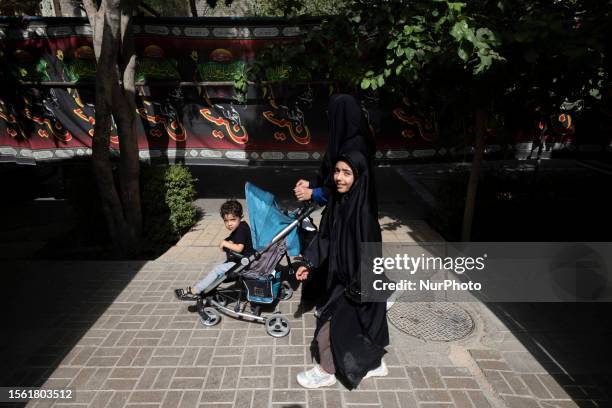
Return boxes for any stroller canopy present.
[245,182,301,256]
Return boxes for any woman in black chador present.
[294,94,376,206]
[295,150,389,389]
[294,94,377,303]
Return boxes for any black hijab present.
[316,94,375,191]
[322,150,381,298]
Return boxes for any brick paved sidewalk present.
[2,259,602,408]
[2,166,608,407]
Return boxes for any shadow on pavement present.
[0,261,145,392]
[489,302,612,406]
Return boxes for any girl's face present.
[334,160,355,193]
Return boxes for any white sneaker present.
[296,365,337,388]
[363,359,389,379]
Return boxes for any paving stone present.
[376,378,412,390]
[152,367,176,389]
[238,376,272,388]
[397,391,419,408]
[438,367,471,377]
[252,390,271,407]
[443,377,480,390]
[221,366,240,389]
[103,378,137,390]
[406,367,428,389]
[537,374,571,399]
[135,367,161,390]
[180,390,200,406]
[344,391,380,404]
[415,390,452,403]
[241,365,272,377]
[502,395,540,408]
[470,350,502,360]
[234,389,253,408]
[129,390,165,403]
[200,390,236,403]
[483,370,514,395]
[205,366,224,389]
[272,390,307,403]
[273,366,289,389]
[422,368,445,389]
[161,390,183,408]
[502,372,531,396]
[449,390,474,408]
[467,391,491,408]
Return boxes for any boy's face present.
[334,160,354,193]
[223,213,241,232]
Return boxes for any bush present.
[141,163,197,257]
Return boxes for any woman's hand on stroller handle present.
[296,265,310,281]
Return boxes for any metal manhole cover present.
[387,302,474,341]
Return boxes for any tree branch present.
[82,0,98,31]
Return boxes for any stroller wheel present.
[199,307,221,327]
[280,281,293,300]
[265,315,291,338]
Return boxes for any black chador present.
[303,94,377,302]
[304,150,389,389]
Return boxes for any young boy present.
[175,200,253,300]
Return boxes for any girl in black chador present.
[295,150,389,389]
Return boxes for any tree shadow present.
[0,260,147,390]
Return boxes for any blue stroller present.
[192,182,316,338]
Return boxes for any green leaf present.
[450,21,468,41]
[457,46,469,62]
[361,78,371,89]
[447,2,466,12]
[377,75,385,87]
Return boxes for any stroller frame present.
[194,203,315,338]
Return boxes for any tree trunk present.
[84,0,142,257]
[189,0,198,16]
[461,108,487,241]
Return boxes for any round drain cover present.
[387,302,474,341]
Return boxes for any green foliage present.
[165,164,198,235]
[254,0,505,94]
[255,0,609,123]
[252,0,346,16]
[141,164,198,256]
